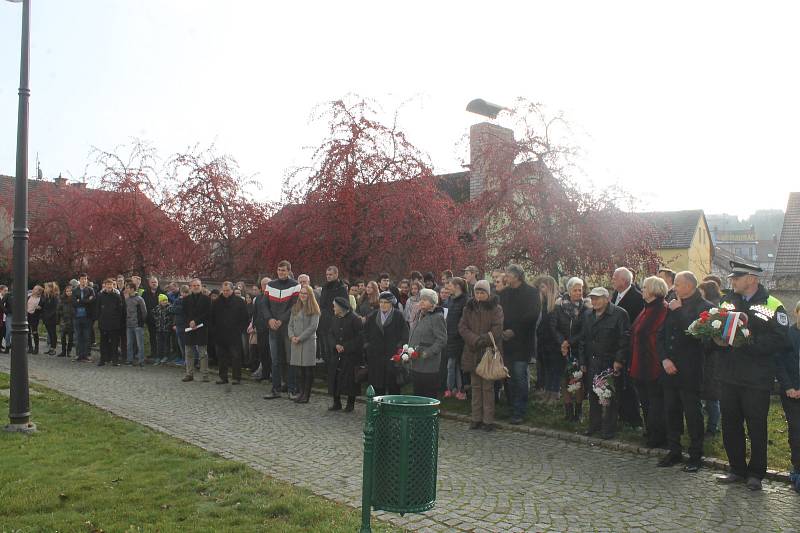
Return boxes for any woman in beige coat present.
[288,286,321,404]
[458,280,504,431]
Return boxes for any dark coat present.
[252,293,270,333]
[141,286,167,324]
[458,295,504,373]
[575,303,631,372]
[498,281,540,362]
[183,292,212,346]
[40,295,59,324]
[613,286,645,324]
[320,279,348,332]
[97,290,125,332]
[776,325,800,392]
[327,310,364,397]
[444,292,468,362]
[715,284,790,390]
[72,286,96,320]
[364,308,409,390]
[537,296,560,362]
[211,294,250,346]
[657,291,713,391]
[554,297,589,358]
[151,304,174,334]
[58,296,75,332]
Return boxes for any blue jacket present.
[776,325,800,391]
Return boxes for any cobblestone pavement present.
[2,354,799,533]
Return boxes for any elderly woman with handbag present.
[458,280,505,431]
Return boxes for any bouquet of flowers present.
[686,307,750,347]
[592,369,616,407]
[391,344,419,365]
[565,359,583,394]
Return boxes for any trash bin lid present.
[374,394,441,407]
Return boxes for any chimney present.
[54,173,67,187]
[469,122,515,201]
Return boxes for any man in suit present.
[612,267,645,429]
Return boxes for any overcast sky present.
[1,1,797,218]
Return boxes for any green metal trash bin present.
[372,394,440,514]
[360,386,441,532]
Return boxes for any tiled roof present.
[0,174,120,225]
[631,210,706,249]
[774,192,800,278]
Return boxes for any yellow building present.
[634,210,714,280]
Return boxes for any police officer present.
[715,261,790,491]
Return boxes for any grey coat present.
[287,309,320,367]
[409,307,447,374]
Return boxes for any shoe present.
[683,461,701,473]
[657,453,682,467]
[328,402,342,411]
[509,417,523,425]
[288,392,300,401]
[138,362,144,368]
[483,423,496,432]
[344,399,355,412]
[113,362,120,367]
[716,472,743,484]
[789,470,800,493]
[263,392,281,400]
[215,379,228,385]
[600,433,615,440]
[123,361,132,366]
[745,477,762,491]
[97,362,105,367]
[443,390,453,399]
[182,375,194,382]
[704,430,718,439]
[455,391,467,401]
[231,380,241,385]
[153,360,161,366]
[469,422,483,430]
[583,429,598,437]
[201,375,209,382]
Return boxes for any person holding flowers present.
[714,261,790,491]
[459,279,504,431]
[364,291,409,396]
[409,288,447,399]
[571,286,630,440]
[556,277,590,422]
[656,271,712,472]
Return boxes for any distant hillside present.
[707,209,784,240]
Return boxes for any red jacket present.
[629,299,668,381]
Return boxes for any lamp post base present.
[5,421,37,434]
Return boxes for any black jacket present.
[657,290,713,391]
[445,292,468,361]
[40,295,59,323]
[576,303,631,370]
[252,293,270,333]
[319,279,348,332]
[72,286,96,320]
[211,294,250,346]
[554,297,589,349]
[499,281,540,362]
[327,310,364,397]
[364,308,409,390]
[613,286,644,324]
[183,292,212,346]
[776,325,800,392]
[715,284,790,390]
[97,290,125,331]
[141,287,167,324]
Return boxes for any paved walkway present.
[2,354,798,533]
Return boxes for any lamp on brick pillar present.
[5,0,36,433]
[466,99,515,201]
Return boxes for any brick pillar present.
[469,122,515,201]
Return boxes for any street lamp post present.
[6,0,35,433]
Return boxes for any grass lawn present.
[436,384,795,472]
[0,373,401,533]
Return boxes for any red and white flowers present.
[391,344,419,364]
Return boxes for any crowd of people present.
[0,258,798,494]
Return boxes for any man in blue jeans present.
[498,265,540,424]
[262,260,301,400]
[72,274,95,362]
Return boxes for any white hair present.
[613,267,633,284]
[566,277,584,291]
[675,270,698,288]
[419,288,439,306]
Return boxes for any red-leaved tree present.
[254,98,471,281]
[467,98,660,280]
